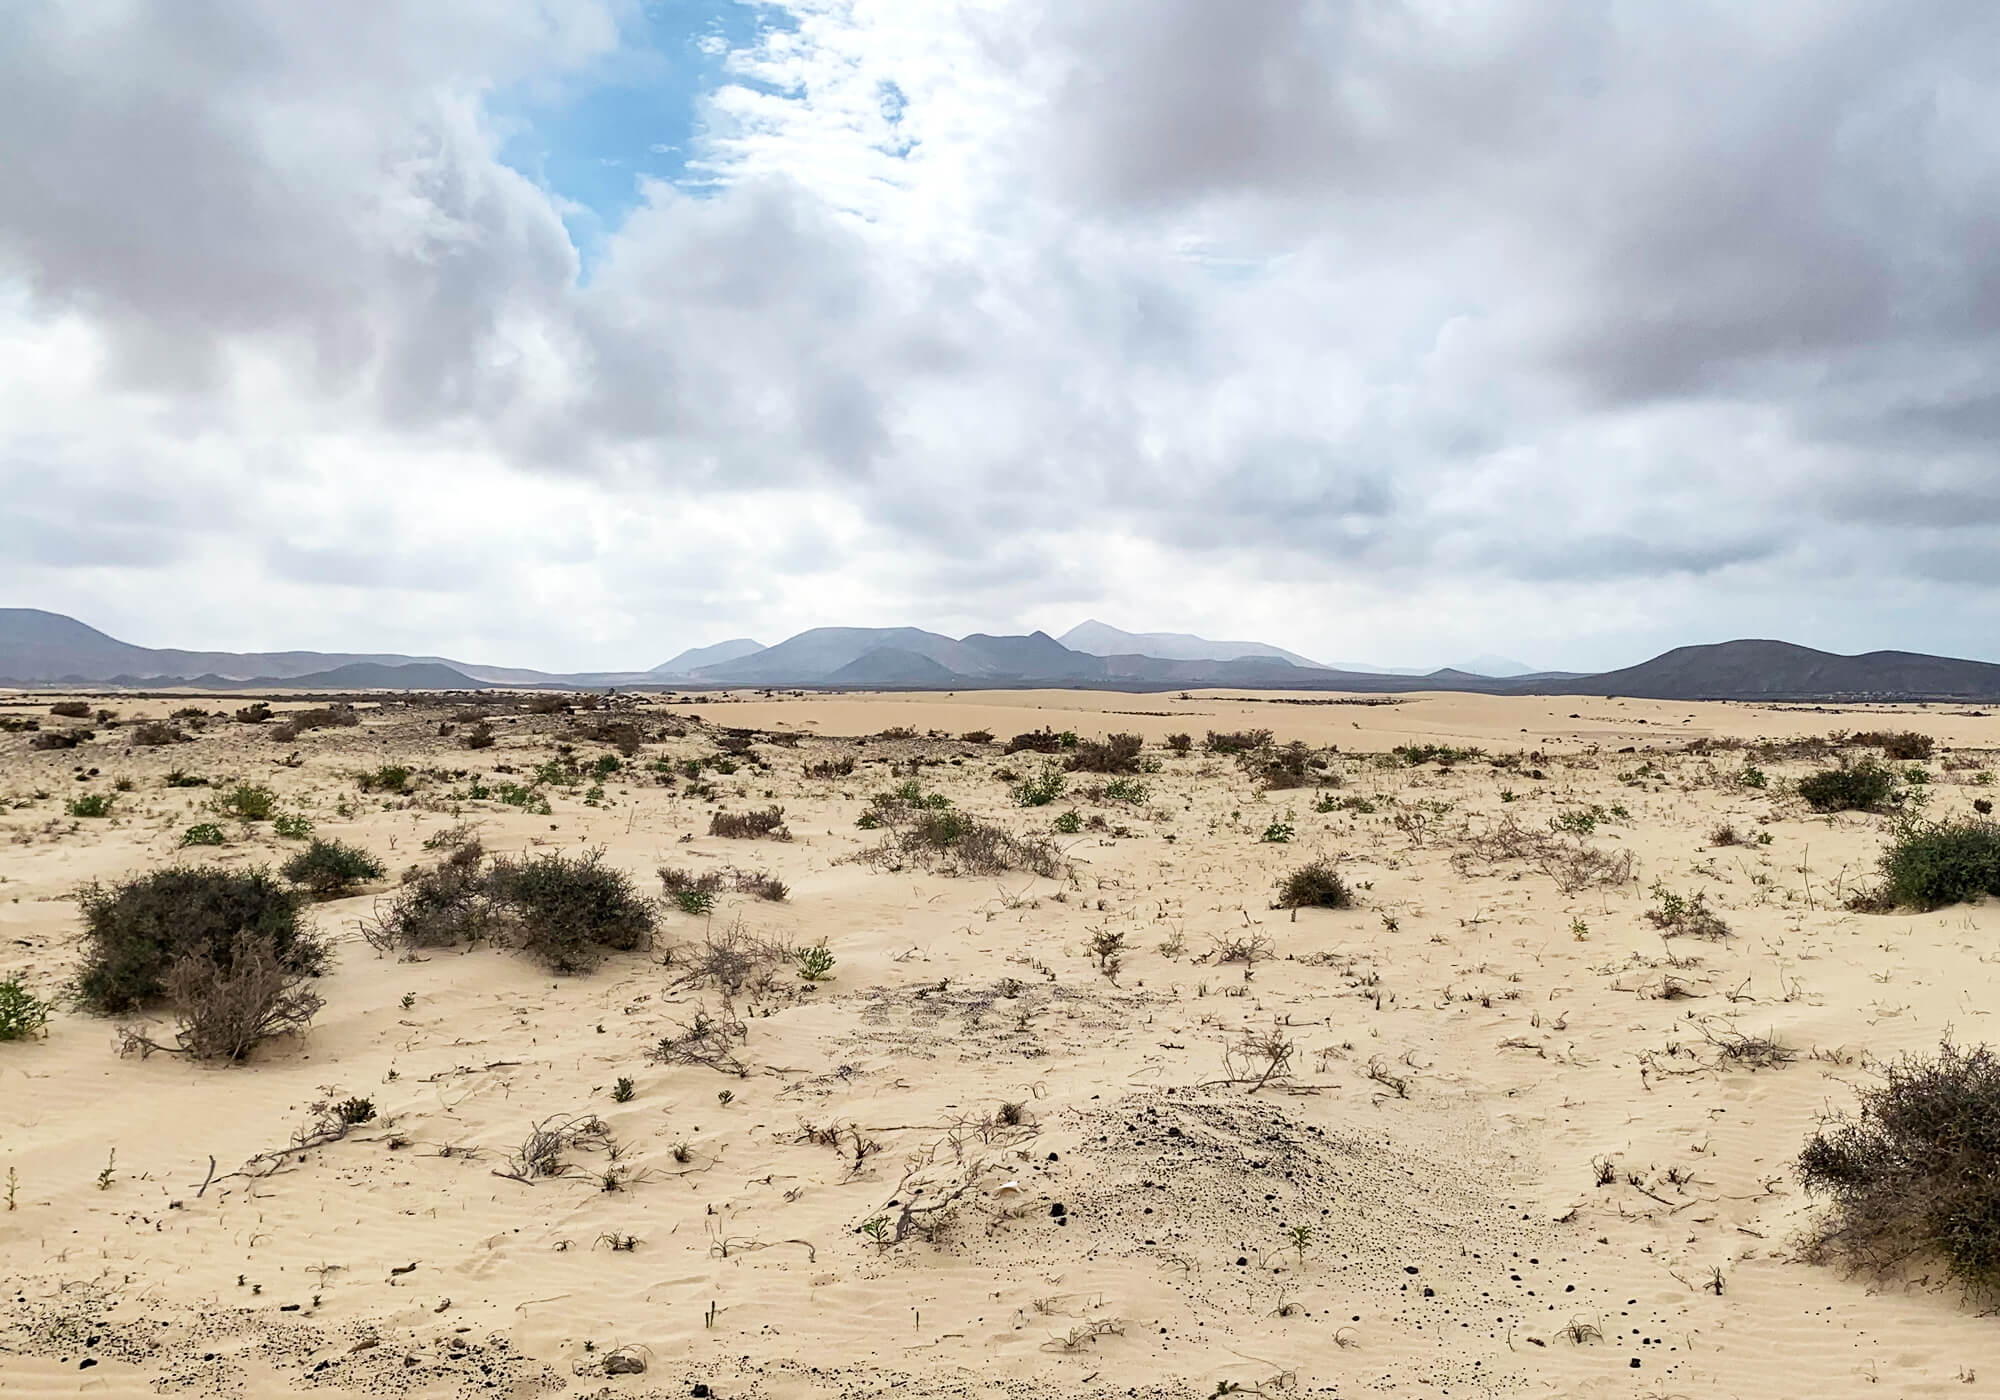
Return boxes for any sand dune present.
[3,687,1999,1397]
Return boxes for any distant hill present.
[650,639,765,676]
[0,608,539,685]
[1448,655,1539,678]
[1059,619,1322,668]
[1521,640,2000,701]
[10,608,2000,701]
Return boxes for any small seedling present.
[611,1076,635,1103]
[796,941,835,982]
[717,1089,734,1106]
[1288,1222,1313,1266]
[96,1149,116,1191]
[1261,820,1295,844]
[400,992,415,1011]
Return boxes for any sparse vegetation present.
[485,849,657,974]
[709,806,790,840]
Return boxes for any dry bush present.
[649,1004,749,1076]
[288,705,359,732]
[77,866,320,1013]
[49,700,91,718]
[461,720,496,750]
[959,729,994,744]
[1066,733,1143,774]
[669,921,796,998]
[1536,838,1635,894]
[730,869,789,902]
[1799,1039,2000,1295]
[803,755,855,778]
[1251,739,1326,789]
[129,720,186,747]
[709,807,791,840]
[1004,728,1065,754]
[1646,884,1732,939]
[1205,728,1273,755]
[1850,730,1935,761]
[156,931,326,1061]
[364,844,497,951]
[1165,732,1192,755]
[30,729,82,750]
[585,720,645,756]
[496,1113,614,1181]
[861,814,1069,880]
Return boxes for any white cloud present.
[4,0,2000,671]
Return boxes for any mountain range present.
[5,609,2000,701]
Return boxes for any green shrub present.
[1102,777,1149,804]
[66,792,114,818]
[75,866,320,1013]
[485,849,656,973]
[165,769,208,788]
[1053,809,1082,834]
[180,822,226,847]
[0,977,52,1041]
[215,782,278,822]
[358,764,412,794]
[796,941,835,982]
[1275,859,1351,910]
[1799,761,1898,814]
[272,812,313,840]
[1850,730,1935,761]
[1261,820,1295,843]
[282,839,386,899]
[1013,763,1067,807]
[1869,818,2000,911]
[1799,1039,2000,1295]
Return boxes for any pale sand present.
[2,687,1998,1397]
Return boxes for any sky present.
[6,1,2000,674]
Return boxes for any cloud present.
[3,0,2000,670]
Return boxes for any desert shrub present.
[1101,777,1149,804]
[731,870,790,902]
[485,849,656,973]
[234,703,272,724]
[1275,859,1352,910]
[709,807,790,840]
[30,730,81,750]
[1165,732,1192,755]
[1013,763,1067,807]
[129,721,184,747]
[0,977,52,1041]
[1252,740,1324,789]
[269,722,302,743]
[357,764,412,794]
[282,839,386,899]
[1869,818,2000,911]
[524,695,572,715]
[367,851,496,950]
[164,769,208,788]
[586,720,644,757]
[1799,1039,2000,1294]
[959,730,994,744]
[76,866,320,1013]
[1004,728,1065,755]
[1851,730,1936,762]
[289,705,359,732]
[49,701,91,718]
[1066,733,1144,774]
[1205,728,1273,756]
[1053,809,1082,833]
[155,931,325,1062]
[804,755,855,779]
[180,822,226,847]
[0,715,40,732]
[66,792,114,818]
[1799,761,1898,814]
[461,719,496,750]
[214,782,278,822]
[1645,881,1731,938]
[272,812,313,839]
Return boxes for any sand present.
[3,686,1999,1397]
